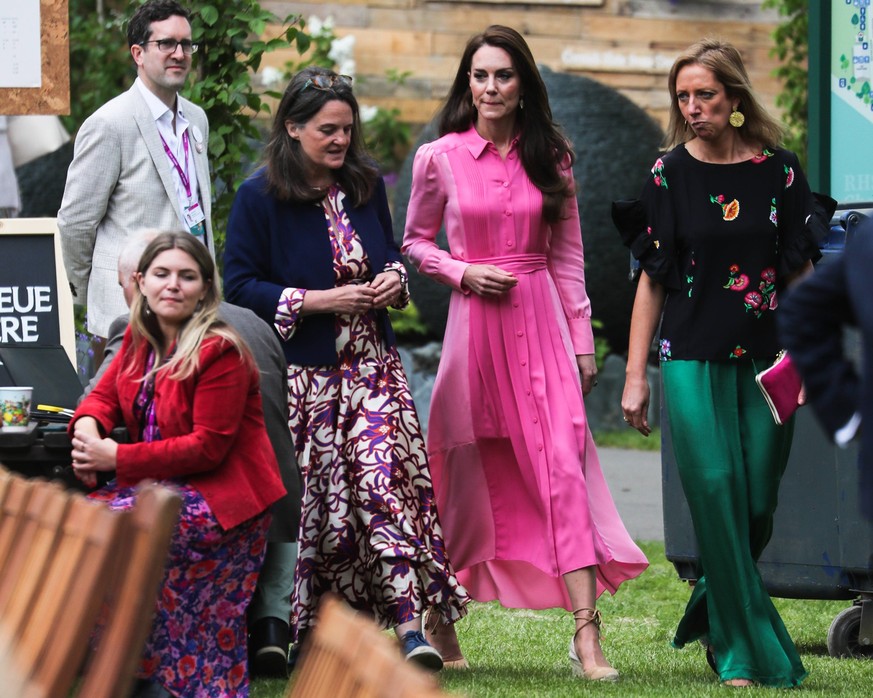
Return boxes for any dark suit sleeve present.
[778,252,860,437]
[219,304,301,540]
[79,314,129,403]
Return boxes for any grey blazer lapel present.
[131,86,187,229]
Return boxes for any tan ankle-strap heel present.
[568,608,618,682]
[572,607,603,637]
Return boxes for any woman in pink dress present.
[402,25,648,680]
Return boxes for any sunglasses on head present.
[302,74,353,91]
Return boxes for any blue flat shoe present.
[400,630,443,672]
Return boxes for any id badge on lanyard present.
[161,130,206,238]
[184,202,206,237]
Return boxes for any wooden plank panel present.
[578,15,778,45]
[343,29,435,57]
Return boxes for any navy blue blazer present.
[223,168,399,366]
[779,219,873,520]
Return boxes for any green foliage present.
[282,17,331,72]
[592,318,611,371]
[185,2,305,260]
[387,300,428,341]
[62,1,132,134]
[361,104,412,175]
[593,427,661,452]
[763,0,809,165]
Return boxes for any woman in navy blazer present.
[223,67,468,672]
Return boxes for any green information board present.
[827,0,873,203]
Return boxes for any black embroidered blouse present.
[613,144,834,362]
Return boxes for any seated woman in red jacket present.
[69,231,285,698]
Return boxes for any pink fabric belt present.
[465,253,547,274]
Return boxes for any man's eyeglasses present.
[140,39,199,55]
[302,74,353,92]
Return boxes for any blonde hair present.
[665,38,784,150]
[127,231,252,380]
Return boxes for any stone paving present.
[599,447,664,542]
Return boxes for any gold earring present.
[729,109,745,128]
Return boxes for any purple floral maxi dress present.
[90,350,269,698]
[276,186,469,637]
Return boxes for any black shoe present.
[705,645,718,675]
[249,617,290,679]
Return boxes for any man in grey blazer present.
[58,0,213,339]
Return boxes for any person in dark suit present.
[778,216,873,521]
[223,66,470,672]
[84,230,302,678]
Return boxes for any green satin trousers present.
[662,360,807,687]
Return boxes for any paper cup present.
[0,386,33,431]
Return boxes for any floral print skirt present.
[90,481,269,698]
[287,346,469,638]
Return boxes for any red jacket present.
[73,330,285,530]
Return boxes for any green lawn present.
[253,541,873,697]
[593,427,662,452]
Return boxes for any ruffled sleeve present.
[779,191,837,275]
[775,152,837,277]
[611,157,682,290]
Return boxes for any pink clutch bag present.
[755,350,802,425]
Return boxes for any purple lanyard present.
[160,129,193,200]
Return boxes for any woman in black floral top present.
[613,39,834,688]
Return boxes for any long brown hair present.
[263,66,380,205]
[436,25,574,223]
[665,38,784,150]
